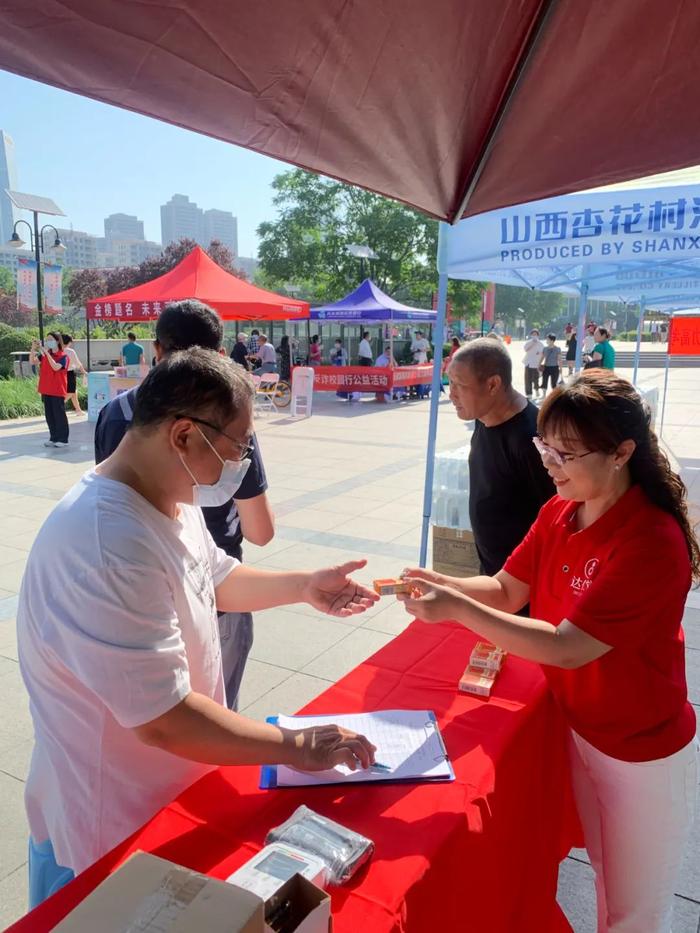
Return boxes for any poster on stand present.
[43,264,63,313]
[17,258,37,312]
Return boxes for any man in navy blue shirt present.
[95,300,274,709]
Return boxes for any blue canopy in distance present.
[311,278,436,323]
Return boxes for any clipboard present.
[260,709,454,789]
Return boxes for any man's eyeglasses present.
[175,415,254,461]
[532,435,595,469]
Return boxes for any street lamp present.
[346,243,378,281]
[4,190,65,342]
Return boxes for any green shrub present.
[0,377,43,419]
[0,325,36,378]
[616,330,652,342]
[0,375,87,420]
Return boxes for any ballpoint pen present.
[369,761,392,772]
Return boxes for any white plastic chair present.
[255,372,280,414]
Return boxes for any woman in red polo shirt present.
[403,370,698,932]
[29,332,69,448]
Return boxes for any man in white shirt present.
[582,322,596,356]
[252,334,278,375]
[522,328,544,398]
[410,330,431,398]
[358,331,373,366]
[18,349,378,908]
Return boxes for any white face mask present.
[45,338,57,351]
[179,425,251,507]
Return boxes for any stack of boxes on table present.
[458,641,507,697]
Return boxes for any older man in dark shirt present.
[447,338,554,575]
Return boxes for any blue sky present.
[0,70,290,256]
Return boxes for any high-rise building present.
[56,229,99,269]
[0,131,19,245]
[160,194,238,254]
[160,194,203,246]
[202,208,238,256]
[104,213,145,241]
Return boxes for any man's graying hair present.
[451,337,512,388]
[132,348,254,429]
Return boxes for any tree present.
[257,169,484,318]
[494,284,566,333]
[67,268,107,309]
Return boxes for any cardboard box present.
[54,852,331,933]
[432,525,480,578]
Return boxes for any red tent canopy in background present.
[2,1,700,222]
[85,247,309,322]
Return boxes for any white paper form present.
[274,709,452,786]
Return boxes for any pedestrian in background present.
[523,328,544,399]
[540,334,561,393]
[230,332,249,370]
[565,331,577,377]
[309,334,322,367]
[358,331,373,366]
[29,332,69,448]
[276,335,291,382]
[61,334,86,415]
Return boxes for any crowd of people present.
[17,303,698,931]
[522,322,616,400]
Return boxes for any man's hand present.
[397,576,461,624]
[304,559,379,617]
[289,724,376,772]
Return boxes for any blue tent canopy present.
[443,183,700,307]
[311,278,436,323]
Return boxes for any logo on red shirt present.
[584,558,600,579]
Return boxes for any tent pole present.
[632,296,645,387]
[85,308,91,371]
[420,222,449,567]
[574,278,589,372]
[659,322,672,437]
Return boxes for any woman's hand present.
[401,566,447,588]
[289,724,376,772]
[397,576,461,624]
[304,559,379,617]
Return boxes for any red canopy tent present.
[85,247,309,322]
[1,1,700,221]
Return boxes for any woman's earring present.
[614,465,620,471]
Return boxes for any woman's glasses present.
[532,435,595,469]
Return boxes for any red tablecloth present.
[7,621,579,932]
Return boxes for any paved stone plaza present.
[0,348,698,930]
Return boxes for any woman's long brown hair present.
[538,370,700,581]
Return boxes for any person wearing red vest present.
[30,332,69,447]
[402,370,698,931]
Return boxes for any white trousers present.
[568,730,699,933]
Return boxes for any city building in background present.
[202,208,238,255]
[160,194,202,246]
[56,228,98,269]
[0,245,34,274]
[236,256,259,279]
[161,193,238,254]
[97,237,162,269]
[0,130,18,245]
[104,213,145,241]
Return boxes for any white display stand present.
[291,366,315,417]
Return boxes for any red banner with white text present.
[299,365,433,391]
[668,316,700,355]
